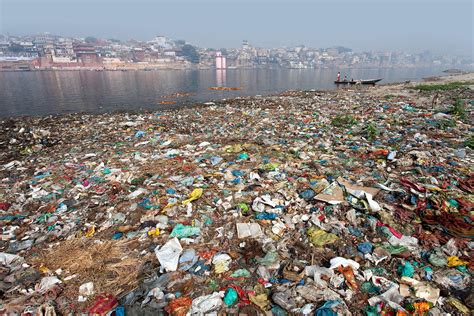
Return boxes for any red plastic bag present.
[87,294,118,316]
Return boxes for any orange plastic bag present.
[165,296,192,316]
[338,265,358,290]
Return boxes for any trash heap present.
[1,82,473,315]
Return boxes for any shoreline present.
[0,65,470,73]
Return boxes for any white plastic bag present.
[154,237,183,272]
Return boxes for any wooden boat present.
[208,87,242,91]
[334,78,382,85]
[158,101,176,105]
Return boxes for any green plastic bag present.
[397,260,414,277]
[231,269,251,278]
[224,288,238,306]
[169,224,200,238]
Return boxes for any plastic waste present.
[170,224,200,238]
[305,265,334,287]
[1,80,473,315]
[446,255,468,267]
[307,227,339,247]
[397,260,415,277]
[154,237,183,272]
[357,242,373,254]
[231,268,251,278]
[182,188,203,205]
[189,292,223,314]
[236,222,263,238]
[223,288,238,306]
[87,294,118,315]
[315,300,341,316]
[339,265,358,290]
[0,252,24,270]
[255,212,278,220]
[178,248,198,271]
[37,276,61,293]
[329,257,360,270]
[428,250,447,267]
[272,291,296,311]
[212,253,232,274]
[78,282,94,299]
[299,189,316,201]
[249,292,269,310]
[399,276,440,304]
[165,297,192,315]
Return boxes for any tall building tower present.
[215,51,227,69]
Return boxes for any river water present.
[0,67,446,117]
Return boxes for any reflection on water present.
[0,67,445,117]
[216,70,227,87]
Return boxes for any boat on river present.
[334,78,383,85]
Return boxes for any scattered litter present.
[0,81,472,314]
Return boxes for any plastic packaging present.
[170,224,200,238]
[212,253,232,274]
[154,237,183,272]
[189,292,223,314]
[223,288,238,306]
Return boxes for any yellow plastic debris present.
[163,202,177,210]
[224,144,243,153]
[249,293,269,310]
[39,265,50,274]
[447,256,469,267]
[307,227,339,247]
[214,262,228,274]
[148,228,160,237]
[85,225,95,238]
[182,188,203,205]
[446,298,470,314]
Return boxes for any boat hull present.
[334,78,382,85]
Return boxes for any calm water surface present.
[0,67,446,117]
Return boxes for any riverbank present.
[0,73,473,314]
[1,64,467,73]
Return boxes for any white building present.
[215,51,226,69]
[52,56,76,63]
[150,36,172,49]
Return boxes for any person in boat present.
[337,72,341,82]
[343,75,347,81]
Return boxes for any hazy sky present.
[0,0,472,56]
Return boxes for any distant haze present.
[1,0,472,56]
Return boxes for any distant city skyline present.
[0,31,470,58]
[0,0,472,57]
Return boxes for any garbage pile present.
[1,82,473,315]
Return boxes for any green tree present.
[220,48,228,56]
[182,44,200,63]
[8,43,25,53]
[85,36,97,43]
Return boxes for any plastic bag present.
[224,288,238,306]
[154,237,183,272]
[307,227,339,247]
[212,253,232,274]
[189,292,223,314]
[170,224,200,238]
[182,188,203,205]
